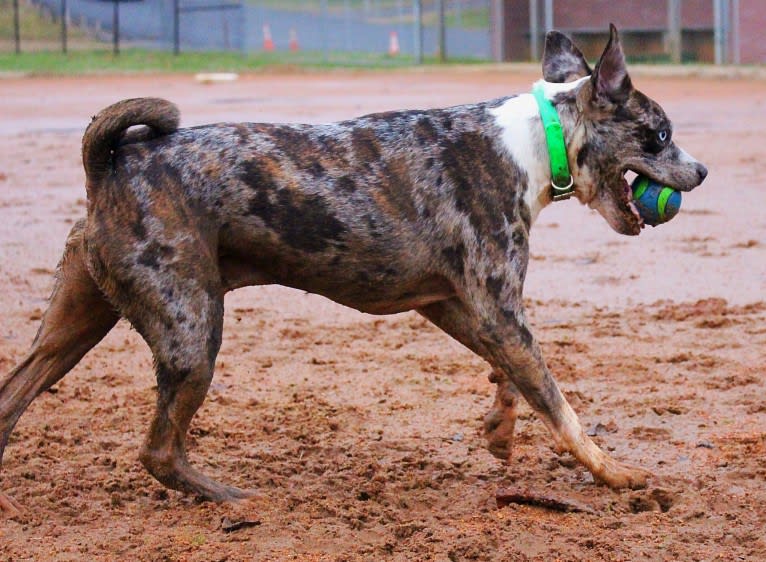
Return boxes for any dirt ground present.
[0,68,764,561]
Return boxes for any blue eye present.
[658,130,668,143]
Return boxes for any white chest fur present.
[489,77,587,224]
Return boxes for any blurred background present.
[1,0,761,69]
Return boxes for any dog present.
[0,25,707,514]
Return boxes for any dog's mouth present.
[620,171,645,229]
[589,170,644,236]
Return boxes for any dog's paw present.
[595,462,652,490]
[483,411,516,463]
[486,439,513,463]
[0,492,23,517]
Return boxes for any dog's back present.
[84,100,531,314]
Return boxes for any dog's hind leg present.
[140,300,248,501]
[136,287,251,502]
[136,291,249,502]
[419,300,521,463]
[0,219,120,515]
[92,225,251,503]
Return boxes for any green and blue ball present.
[631,175,682,226]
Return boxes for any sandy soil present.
[0,69,764,561]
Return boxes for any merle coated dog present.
[0,26,707,514]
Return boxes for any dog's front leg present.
[421,297,649,490]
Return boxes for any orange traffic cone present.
[388,31,400,56]
[289,28,299,52]
[263,24,275,52]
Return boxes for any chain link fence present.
[3,0,493,62]
[242,1,492,61]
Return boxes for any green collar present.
[531,83,574,201]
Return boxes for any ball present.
[631,175,682,226]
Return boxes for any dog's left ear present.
[591,24,632,103]
[542,31,592,83]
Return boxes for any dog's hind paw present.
[486,439,513,463]
[0,492,23,517]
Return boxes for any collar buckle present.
[551,174,575,201]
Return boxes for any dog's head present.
[542,25,707,235]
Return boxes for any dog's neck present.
[489,76,588,225]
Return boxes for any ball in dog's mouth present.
[629,175,683,226]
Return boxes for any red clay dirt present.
[0,69,764,561]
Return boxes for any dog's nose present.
[696,163,708,184]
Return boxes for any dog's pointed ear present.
[542,31,592,83]
[591,24,632,103]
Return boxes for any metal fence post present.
[714,0,721,64]
[173,0,180,55]
[413,0,423,64]
[490,0,504,62]
[436,0,445,61]
[529,0,539,61]
[61,0,68,54]
[113,0,120,55]
[714,0,730,64]
[667,0,681,63]
[13,0,21,54]
[544,0,553,32]
[725,0,731,64]
[731,0,740,64]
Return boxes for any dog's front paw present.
[594,461,652,490]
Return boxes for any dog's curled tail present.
[82,97,180,187]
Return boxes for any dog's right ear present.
[591,24,632,103]
[542,31,592,83]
